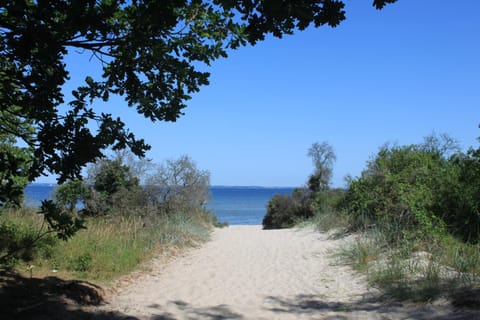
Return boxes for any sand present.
[102,226,478,320]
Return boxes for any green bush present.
[262,188,313,229]
[343,134,480,243]
[343,141,452,239]
[54,179,90,211]
[82,158,147,216]
[437,150,480,242]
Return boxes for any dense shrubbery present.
[440,149,480,242]
[275,134,480,244]
[344,135,480,243]
[302,134,480,303]
[344,143,451,238]
[263,134,480,304]
[53,154,211,219]
[262,189,313,229]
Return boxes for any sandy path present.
[104,226,476,320]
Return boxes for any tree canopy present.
[307,141,336,192]
[0,0,397,190]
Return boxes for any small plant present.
[69,252,92,272]
[336,235,380,272]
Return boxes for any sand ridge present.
[103,226,477,319]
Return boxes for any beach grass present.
[0,207,212,282]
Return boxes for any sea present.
[24,184,295,225]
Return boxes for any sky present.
[39,0,480,188]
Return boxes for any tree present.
[146,155,210,213]
[307,141,336,192]
[0,0,397,189]
[83,157,147,215]
[0,107,34,207]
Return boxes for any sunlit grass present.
[334,228,480,303]
[0,207,212,282]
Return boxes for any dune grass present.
[299,209,480,306]
[334,227,480,304]
[0,207,212,282]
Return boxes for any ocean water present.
[24,184,294,225]
[206,186,294,225]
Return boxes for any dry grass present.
[0,207,212,283]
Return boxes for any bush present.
[262,188,313,229]
[263,141,337,229]
[343,141,452,239]
[437,149,480,242]
[342,134,480,243]
[54,179,90,211]
[82,158,147,216]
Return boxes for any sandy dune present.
[104,226,477,320]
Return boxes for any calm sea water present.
[24,184,294,225]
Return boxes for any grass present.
[300,209,480,306]
[335,229,480,304]
[0,206,213,282]
[299,208,351,233]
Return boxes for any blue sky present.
[40,0,480,187]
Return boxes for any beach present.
[103,226,477,319]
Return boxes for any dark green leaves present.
[373,0,398,10]
[40,200,85,241]
[0,0,397,186]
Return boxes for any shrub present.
[263,141,337,229]
[437,149,480,242]
[262,188,313,229]
[343,141,451,239]
[82,158,147,216]
[342,133,480,243]
[54,179,90,211]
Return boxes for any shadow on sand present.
[0,269,135,320]
[264,293,480,320]
[1,269,479,320]
[146,301,243,320]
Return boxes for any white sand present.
[103,226,477,319]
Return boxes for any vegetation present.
[1,153,215,281]
[0,0,397,241]
[262,189,313,229]
[263,135,472,305]
[0,207,212,281]
[262,141,336,229]
[0,109,34,207]
[264,134,480,305]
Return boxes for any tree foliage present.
[0,107,34,207]
[307,141,336,192]
[0,1,397,240]
[263,141,337,229]
[146,155,210,213]
[343,134,480,243]
[0,0,397,187]
[83,157,147,215]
